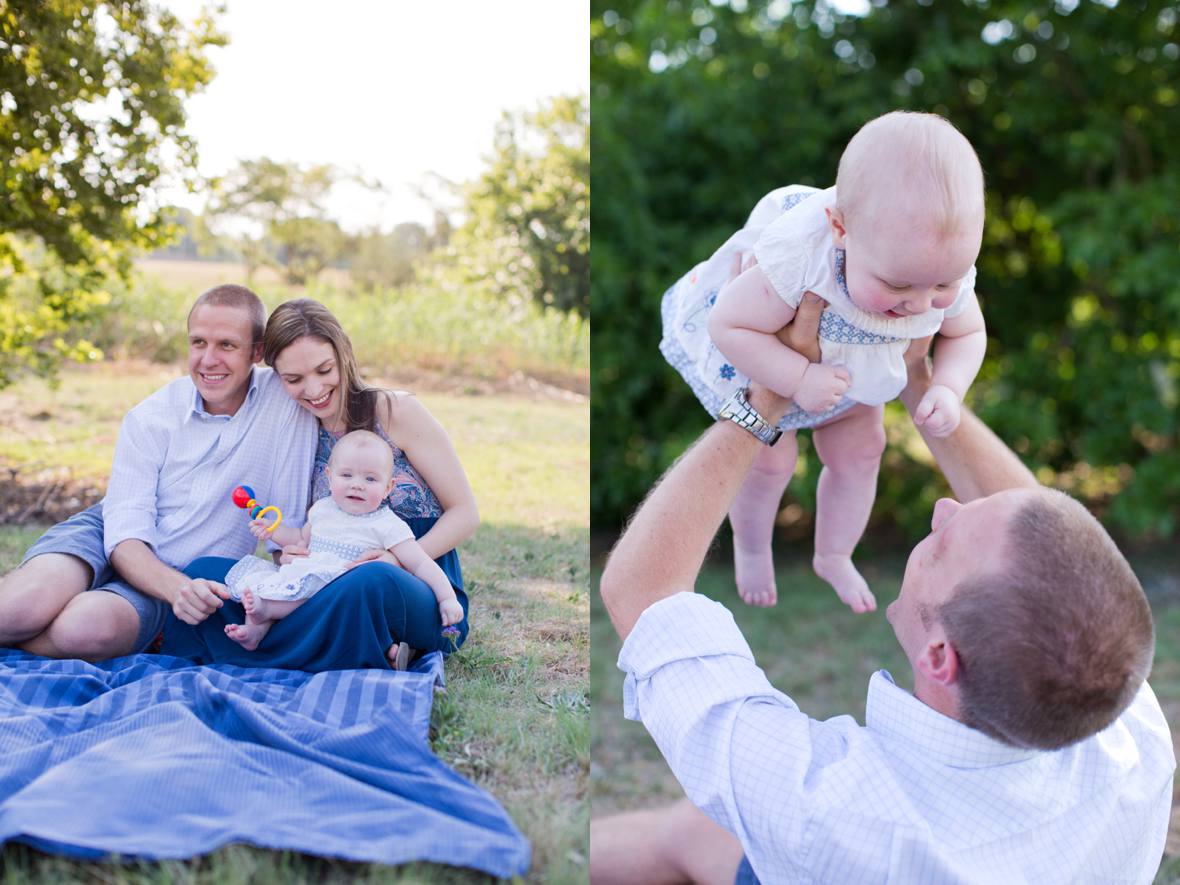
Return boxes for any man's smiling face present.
[187,304,261,416]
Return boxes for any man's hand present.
[278,543,310,565]
[347,548,402,571]
[914,384,962,437]
[172,577,230,625]
[439,598,464,627]
[777,290,824,362]
[795,363,851,413]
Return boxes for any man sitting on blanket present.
[0,285,317,660]
[591,294,1175,883]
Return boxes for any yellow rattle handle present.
[255,505,283,532]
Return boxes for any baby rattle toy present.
[231,484,283,533]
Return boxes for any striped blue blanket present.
[0,650,530,877]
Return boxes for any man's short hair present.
[188,284,266,345]
[939,490,1154,750]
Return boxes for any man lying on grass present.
[591,294,1175,884]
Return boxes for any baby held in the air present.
[659,111,988,612]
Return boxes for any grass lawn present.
[0,363,589,883]
[590,545,1180,883]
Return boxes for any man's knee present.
[0,554,91,642]
[43,592,140,659]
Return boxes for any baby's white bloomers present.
[660,185,978,430]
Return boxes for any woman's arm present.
[381,392,479,560]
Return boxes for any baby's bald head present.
[836,111,985,245]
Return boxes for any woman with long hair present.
[163,299,478,670]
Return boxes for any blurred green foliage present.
[446,95,591,317]
[0,1,223,386]
[591,0,1180,541]
[80,270,589,387]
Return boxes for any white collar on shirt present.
[866,670,1039,767]
[186,366,263,422]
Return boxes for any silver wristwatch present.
[717,388,782,446]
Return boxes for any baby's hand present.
[439,598,464,627]
[795,363,851,413]
[249,518,276,539]
[914,384,961,437]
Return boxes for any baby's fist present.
[248,518,274,539]
[439,598,464,627]
[914,385,961,437]
[795,363,851,414]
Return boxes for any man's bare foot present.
[224,620,271,651]
[734,543,777,607]
[813,552,876,613]
[242,588,274,623]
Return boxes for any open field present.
[114,259,590,394]
[0,364,590,883]
[590,549,1180,883]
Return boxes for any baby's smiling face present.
[828,207,980,319]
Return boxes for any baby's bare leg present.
[811,404,885,613]
[224,590,304,651]
[244,593,302,623]
[728,431,798,607]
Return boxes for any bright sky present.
[163,1,589,232]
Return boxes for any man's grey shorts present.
[20,502,168,653]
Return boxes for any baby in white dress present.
[661,111,987,612]
[224,429,464,650]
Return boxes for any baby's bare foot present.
[242,589,273,623]
[813,552,876,614]
[224,620,271,651]
[734,543,777,607]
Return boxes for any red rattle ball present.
[231,484,283,532]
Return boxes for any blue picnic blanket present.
[0,649,530,877]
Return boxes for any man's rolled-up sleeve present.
[103,412,164,556]
[619,592,821,875]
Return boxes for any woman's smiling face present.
[273,336,343,429]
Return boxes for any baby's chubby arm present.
[391,538,463,627]
[915,296,987,436]
[708,264,849,412]
[252,518,310,548]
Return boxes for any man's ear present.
[251,341,264,364]
[826,207,848,247]
[916,631,959,688]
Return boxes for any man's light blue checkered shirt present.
[620,593,1175,884]
[103,367,319,568]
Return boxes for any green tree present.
[453,95,590,316]
[351,222,431,291]
[592,0,1180,540]
[206,158,359,285]
[0,0,223,386]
